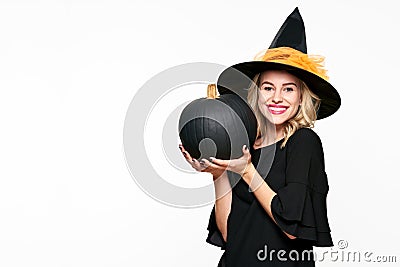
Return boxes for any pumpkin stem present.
[207,84,218,99]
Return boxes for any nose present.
[272,89,283,103]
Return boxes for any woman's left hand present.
[201,145,253,177]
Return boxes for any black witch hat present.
[217,7,341,120]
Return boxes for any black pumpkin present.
[178,84,257,160]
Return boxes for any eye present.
[262,86,274,91]
[284,87,294,92]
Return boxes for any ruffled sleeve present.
[270,128,333,247]
[206,205,226,249]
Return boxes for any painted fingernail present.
[192,159,196,163]
[178,146,183,151]
[200,159,206,165]
[209,157,213,163]
[244,145,248,150]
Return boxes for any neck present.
[275,124,285,140]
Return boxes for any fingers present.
[199,158,212,169]
[191,158,203,172]
[242,144,250,155]
[192,158,216,172]
[178,144,185,153]
[178,144,208,172]
[199,158,225,173]
[179,144,193,163]
[182,151,193,163]
[178,144,250,175]
[242,144,251,162]
[209,157,229,167]
[178,144,186,154]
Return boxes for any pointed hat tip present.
[290,7,302,20]
[268,6,307,53]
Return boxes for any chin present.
[270,115,289,126]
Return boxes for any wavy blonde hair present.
[247,72,321,149]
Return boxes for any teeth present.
[269,107,287,112]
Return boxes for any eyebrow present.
[282,82,298,87]
[260,81,298,87]
[260,81,274,86]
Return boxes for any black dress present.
[206,128,333,266]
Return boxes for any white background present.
[1,0,399,266]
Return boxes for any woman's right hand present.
[179,144,226,180]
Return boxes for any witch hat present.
[217,7,340,120]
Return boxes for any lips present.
[267,104,289,115]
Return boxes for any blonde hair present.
[247,72,321,149]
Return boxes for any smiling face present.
[257,70,302,127]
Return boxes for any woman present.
[180,8,340,266]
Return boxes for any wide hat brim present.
[216,60,341,120]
